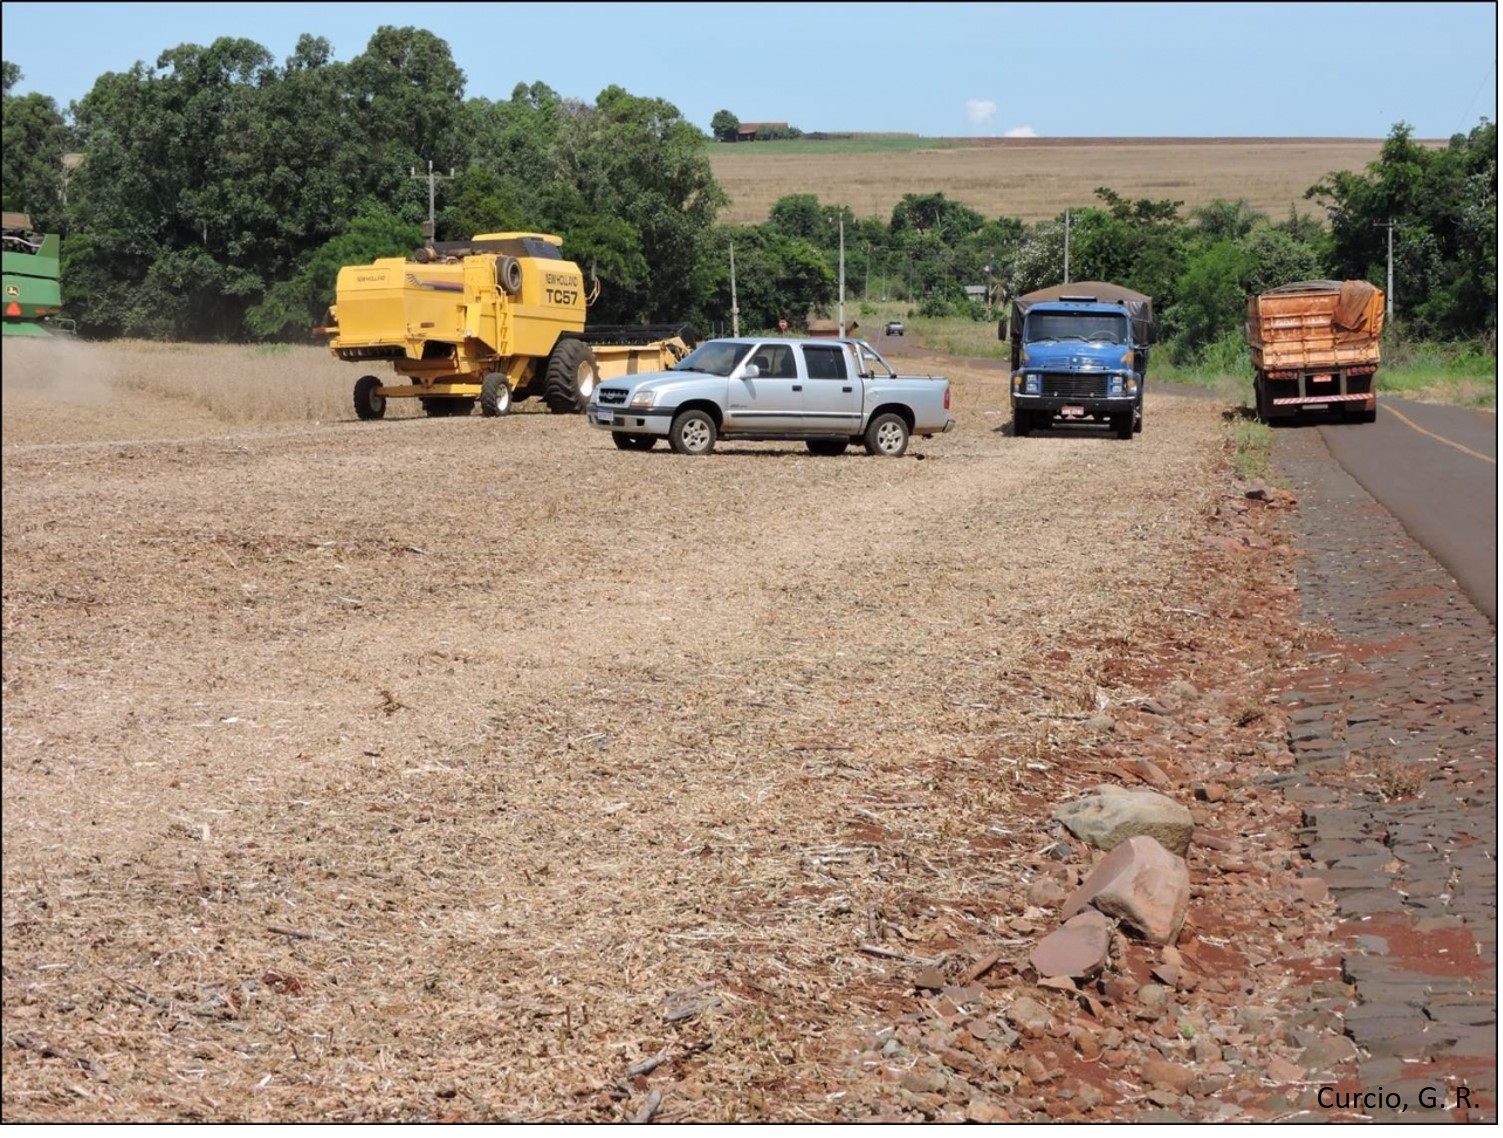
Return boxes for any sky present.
[1,2,1496,139]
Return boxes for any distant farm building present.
[807,318,859,338]
[734,122,789,142]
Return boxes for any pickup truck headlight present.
[1024,373,1041,395]
[629,390,657,408]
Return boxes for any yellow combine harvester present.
[322,232,694,419]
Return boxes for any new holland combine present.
[321,232,695,419]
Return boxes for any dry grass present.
[709,136,1410,224]
[3,337,1299,1121]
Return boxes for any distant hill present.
[708,136,1444,226]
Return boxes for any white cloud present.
[965,99,997,127]
[1004,125,1038,138]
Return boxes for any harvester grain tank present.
[322,232,695,419]
[2,211,66,336]
[1245,280,1384,424]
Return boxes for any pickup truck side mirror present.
[740,364,761,380]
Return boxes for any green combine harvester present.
[2,210,66,336]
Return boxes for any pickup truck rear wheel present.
[612,433,656,451]
[806,438,848,457]
[864,412,909,457]
[669,409,717,455]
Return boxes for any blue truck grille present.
[1041,373,1110,398]
[598,387,628,406]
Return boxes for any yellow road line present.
[1383,404,1497,465]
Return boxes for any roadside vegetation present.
[2,31,1494,393]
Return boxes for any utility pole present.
[1374,220,1396,323]
[838,219,846,336]
[865,243,871,301]
[409,160,455,243]
[729,242,740,337]
[1063,210,1071,285]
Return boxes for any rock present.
[1075,1084,1105,1112]
[1194,783,1226,803]
[1021,1054,1051,1084]
[1263,1055,1305,1084]
[1029,910,1111,980]
[1006,995,1053,1037]
[1027,877,1068,908]
[913,968,946,991]
[1052,785,1194,855]
[1134,758,1172,788]
[1083,715,1116,733]
[1071,1026,1102,1061]
[1300,1035,1357,1071]
[1136,983,1170,1015]
[1141,1056,1196,1095]
[1061,835,1191,945]
[901,1066,949,1095]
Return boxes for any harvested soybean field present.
[3,337,1350,1122]
[708,136,1417,225]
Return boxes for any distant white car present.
[884,321,905,336]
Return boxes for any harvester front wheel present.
[543,340,601,414]
[354,375,386,421]
[480,373,513,417]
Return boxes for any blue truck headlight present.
[1024,373,1041,395]
[1109,375,1124,396]
[629,390,656,408]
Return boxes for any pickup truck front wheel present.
[669,409,717,455]
[864,412,909,457]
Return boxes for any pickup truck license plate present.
[596,411,614,424]
[1061,405,1085,417]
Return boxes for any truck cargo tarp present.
[1009,281,1154,344]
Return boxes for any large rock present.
[1051,784,1194,855]
[1062,835,1190,945]
[1029,910,1111,980]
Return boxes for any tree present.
[1163,240,1252,361]
[710,109,739,142]
[2,62,72,232]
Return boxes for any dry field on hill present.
[3,337,1335,1122]
[710,137,1400,224]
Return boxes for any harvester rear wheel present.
[354,375,386,421]
[543,340,601,414]
[480,372,513,417]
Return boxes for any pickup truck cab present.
[587,337,954,456]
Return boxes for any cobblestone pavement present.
[1273,425,1497,1123]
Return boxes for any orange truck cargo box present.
[1246,280,1384,424]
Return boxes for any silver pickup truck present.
[586,337,954,456]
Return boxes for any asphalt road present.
[1307,398,1497,623]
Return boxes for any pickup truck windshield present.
[1026,312,1129,344]
[672,340,753,377]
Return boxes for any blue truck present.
[1002,282,1154,440]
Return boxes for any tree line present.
[2,28,1495,360]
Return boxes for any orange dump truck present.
[1246,280,1385,424]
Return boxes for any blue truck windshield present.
[1026,312,1129,344]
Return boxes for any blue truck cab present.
[1003,281,1154,440]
